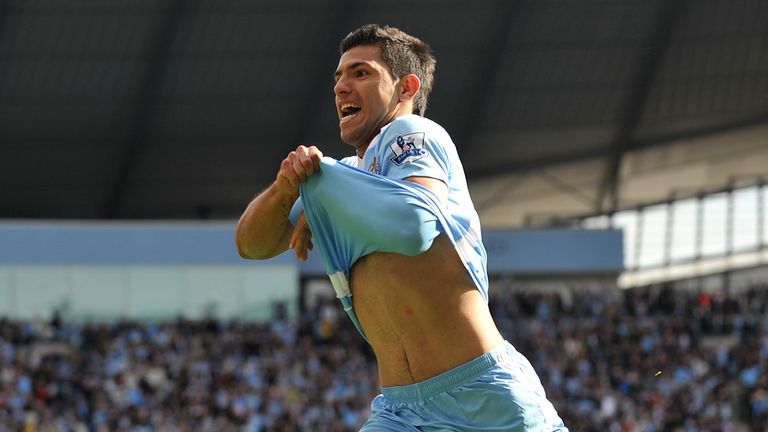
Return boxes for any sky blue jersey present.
[290,115,488,340]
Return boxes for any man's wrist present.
[273,178,300,203]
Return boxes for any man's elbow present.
[236,240,256,260]
[235,231,267,260]
[236,243,258,260]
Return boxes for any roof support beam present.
[0,1,10,63]
[101,0,187,218]
[293,0,358,151]
[0,1,12,109]
[467,113,768,181]
[597,0,691,213]
[0,3,10,218]
[456,0,525,161]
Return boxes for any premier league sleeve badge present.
[389,132,428,166]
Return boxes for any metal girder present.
[0,1,9,65]
[293,0,359,151]
[0,0,10,138]
[597,0,692,213]
[0,1,16,217]
[466,113,768,181]
[101,0,187,218]
[456,0,524,160]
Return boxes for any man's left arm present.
[378,123,453,205]
[403,176,448,204]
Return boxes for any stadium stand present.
[1,284,766,431]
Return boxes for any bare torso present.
[350,234,504,386]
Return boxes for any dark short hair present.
[340,24,436,116]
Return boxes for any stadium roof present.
[2,0,767,227]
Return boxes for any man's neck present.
[353,110,414,158]
[356,144,368,159]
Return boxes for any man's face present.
[334,45,402,152]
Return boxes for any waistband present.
[381,341,516,403]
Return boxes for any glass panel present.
[762,185,768,246]
[701,193,728,256]
[612,211,638,270]
[582,215,611,229]
[638,204,668,267]
[732,187,758,251]
[670,199,697,262]
[12,267,71,320]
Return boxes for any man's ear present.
[398,74,421,103]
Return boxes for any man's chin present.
[340,123,376,150]
[339,128,360,147]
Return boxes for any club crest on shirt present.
[389,132,427,166]
[368,157,381,174]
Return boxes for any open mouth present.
[339,103,361,123]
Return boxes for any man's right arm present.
[235,182,297,260]
[235,145,322,260]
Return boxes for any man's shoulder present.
[385,114,449,138]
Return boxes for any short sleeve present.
[376,116,451,183]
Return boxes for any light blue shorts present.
[361,341,568,431]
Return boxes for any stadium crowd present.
[0,283,766,431]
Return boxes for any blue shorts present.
[361,341,568,431]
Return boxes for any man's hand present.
[289,212,313,261]
[235,145,322,260]
[276,145,324,197]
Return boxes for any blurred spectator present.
[0,284,766,431]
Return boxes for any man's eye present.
[356,70,368,77]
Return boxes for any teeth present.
[340,103,361,118]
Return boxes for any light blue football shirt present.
[358,114,484,271]
[290,115,489,339]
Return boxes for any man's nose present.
[334,76,350,96]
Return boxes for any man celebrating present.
[236,24,567,431]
